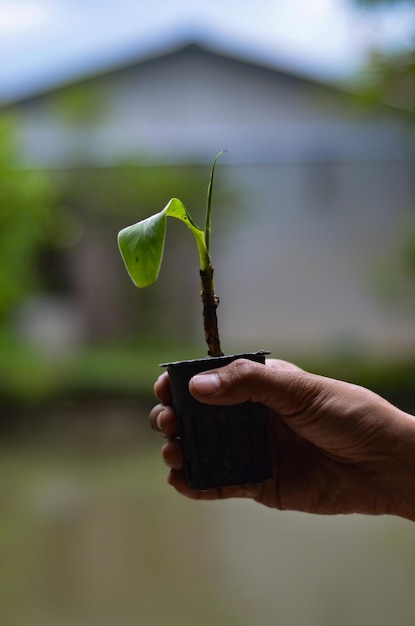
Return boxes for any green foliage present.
[56,164,216,219]
[373,220,415,306]
[52,82,104,126]
[1,336,415,410]
[118,198,208,288]
[117,152,223,288]
[118,151,223,287]
[351,0,415,303]
[357,48,415,115]
[116,153,225,356]
[0,335,200,404]
[0,116,60,323]
[402,222,415,277]
[355,0,415,6]
[118,152,223,356]
[352,0,415,117]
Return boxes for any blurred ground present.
[0,404,414,626]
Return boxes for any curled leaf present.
[117,198,208,288]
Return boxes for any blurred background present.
[1,0,415,624]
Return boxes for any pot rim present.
[160,349,271,368]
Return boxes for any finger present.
[167,469,264,501]
[162,439,184,470]
[148,404,179,438]
[188,357,321,416]
[154,372,173,404]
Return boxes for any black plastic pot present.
[161,350,273,490]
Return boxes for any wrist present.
[387,410,415,522]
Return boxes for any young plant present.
[117,152,224,357]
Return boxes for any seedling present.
[117,152,224,357]
[117,153,273,489]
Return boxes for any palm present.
[259,396,388,515]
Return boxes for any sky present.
[0,0,414,102]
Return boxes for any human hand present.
[149,358,415,520]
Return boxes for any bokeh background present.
[1,1,415,625]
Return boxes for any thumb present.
[189,358,325,416]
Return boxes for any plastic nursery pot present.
[161,351,273,490]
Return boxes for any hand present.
[149,358,415,520]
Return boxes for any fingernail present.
[190,372,221,395]
[156,408,165,431]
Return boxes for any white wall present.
[214,161,415,357]
[11,45,415,355]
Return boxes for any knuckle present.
[227,358,258,384]
[149,404,164,433]
[287,370,328,413]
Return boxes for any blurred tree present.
[52,82,104,127]
[353,0,415,114]
[0,115,60,325]
[356,0,414,6]
[352,0,415,306]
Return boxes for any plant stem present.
[200,264,223,357]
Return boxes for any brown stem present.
[200,266,223,357]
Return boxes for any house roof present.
[3,38,344,108]
[4,37,413,167]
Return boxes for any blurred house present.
[5,39,415,356]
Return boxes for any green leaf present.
[117,209,167,288]
[205,150,224,252]
[117,198,208,288]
